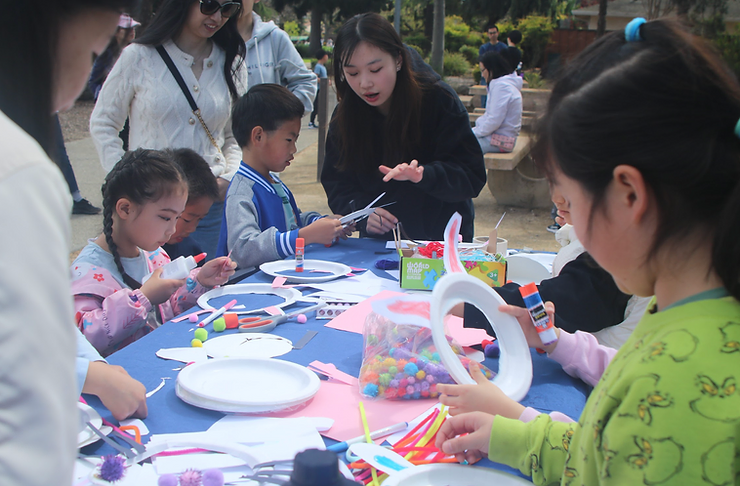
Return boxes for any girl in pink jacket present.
[71,149,235,356]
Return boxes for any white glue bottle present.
[144,253,206,283]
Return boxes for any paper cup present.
[496,237,508,255]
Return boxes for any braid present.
[101,161,142,290]
[101,148,186,290]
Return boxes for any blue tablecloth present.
[82,237,590,477]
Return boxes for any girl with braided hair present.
[71,149,235,356]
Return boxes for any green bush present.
[473,64,482,84]
[459,45,479,64]
[294,43,312,59]
[445,15,472,53]
[523,71,547,89]
[516,15,554,68]
[404,33,431,55]
[444,51,471,76]
[466,32,486,48]
[496,20,517,43]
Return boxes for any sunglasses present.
[199,0,241,18]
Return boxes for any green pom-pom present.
[213,318,226,332]
[379,373,392,386]
[388,366,398,375]
[367,335,379,345]
[194,328,208,342]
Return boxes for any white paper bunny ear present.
[443,212,466,274]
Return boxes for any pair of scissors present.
[238,302,326,333]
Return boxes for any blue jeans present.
[190,201,224,261]
[476,134,503,154]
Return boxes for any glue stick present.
[518,282,558,346]
[295,237,305,272]
[143,253,206,282]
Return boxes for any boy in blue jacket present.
[217,84,350,270]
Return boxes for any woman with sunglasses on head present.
[90,0,247,258]
[321,13,486,242]
[1,1,137,484]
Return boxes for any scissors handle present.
[238,317,274,329]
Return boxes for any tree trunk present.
[430,0,445,75]
[394,0,402,34]
[309,6,323,55]
[596,0,608,37]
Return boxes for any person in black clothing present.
[321,13,486,242]
[505,29,522,75]
[464,252,632,337]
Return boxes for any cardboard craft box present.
[399,254,507,290]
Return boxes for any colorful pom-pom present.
[202,468,225,486]
[296,314,307,324]
[179,469,203,486]
[404,362,418,375]
[188,314,198,323]
[379,373,392,386]
[194,328,208,342]
[191,338,203,347]
[212,318,226,333]
[99,454,126,482]
[363,383,379,397]
[158,473,179,486]
[415,370,426,380]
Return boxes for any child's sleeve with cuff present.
[74,289,151,355]
[169,267,209,314]
[489,414,577,485]
[226,183,299,269]
[549,330,618,387]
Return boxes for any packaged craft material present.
[359,295,495,400]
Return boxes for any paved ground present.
[63,86,560,259]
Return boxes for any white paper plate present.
[78,402,104,449]
[382,464,534,486]
[197,284,301,315]
[176,358,320,413]
[506,254,552,285]
[260,259,352,283]
[203,333,293,358]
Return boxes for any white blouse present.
[90,39,246,180]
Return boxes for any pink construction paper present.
[272,276,288,288]
[307,361,359,386]
[268,380,435,441]
[323,290,492,346]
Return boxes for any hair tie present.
[625,18,647,42]
[734,119,740,139]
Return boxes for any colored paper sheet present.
[323,290,492,346]
[268,380,435,442]
[307,360,359,386]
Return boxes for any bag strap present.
[155,45,222,153]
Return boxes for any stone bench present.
[483,135,551,208]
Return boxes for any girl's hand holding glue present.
[140,268,187,305]
[498,299,561,354]
[197,256,236,288]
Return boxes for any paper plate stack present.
[176,358,320,413]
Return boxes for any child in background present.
[309,50,329,128]
[218,84,350,269]
[163,148,220,260]
[473,51,522,154]
[436,18,740,484]
[72,149,235,356]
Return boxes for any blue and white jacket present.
[217,162,322,269]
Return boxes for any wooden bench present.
[469,111,535,130]
[482,135,551,208]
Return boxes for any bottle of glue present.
[295,238,305,272]
[144,253,206,283]
[518,282,558,346]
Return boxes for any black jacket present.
[465,253,632,335]
[321,82,486,242]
